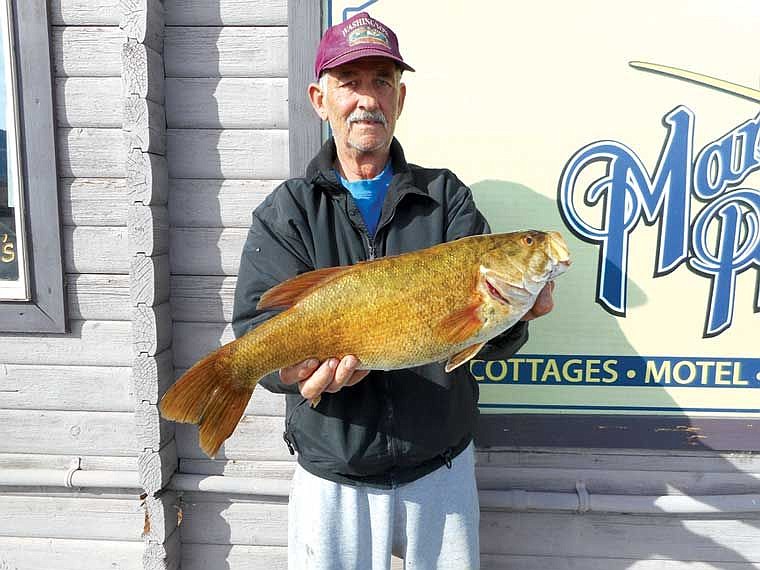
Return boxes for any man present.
[232,12,555,569]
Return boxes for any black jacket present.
[232,138,528,488]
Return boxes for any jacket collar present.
[305,137,438,204]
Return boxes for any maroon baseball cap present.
[314,12,415,79]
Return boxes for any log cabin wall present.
[1,2,759,570]
[0,1,178,569]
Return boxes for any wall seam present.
[120,1,180,569]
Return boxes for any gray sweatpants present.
[287,443,480,570]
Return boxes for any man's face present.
[310,57,406,156]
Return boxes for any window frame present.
[0,0,65,332]
[288,0,322,178]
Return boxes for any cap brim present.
[318,47,414,78]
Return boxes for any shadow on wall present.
[470,179,760,569]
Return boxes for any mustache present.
[347,109,388,127]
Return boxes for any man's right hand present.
[279,355,369,402]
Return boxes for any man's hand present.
[279,355,370,403]
[521,281,556,321]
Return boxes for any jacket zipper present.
[345,191,404,472]
[283,398,309,455]
[354,224,400,474]
[283,432,295,455]
[385,376,398,483]
[366,212,404,472]
[365,233,376,260]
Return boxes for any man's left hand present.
[521,281,555,321]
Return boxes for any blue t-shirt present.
[337,162,393,237]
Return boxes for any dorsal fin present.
[257,265,352,310]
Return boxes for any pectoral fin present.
[435,299,483,345]
[445,342,486,372]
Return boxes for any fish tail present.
[159,339,257,458]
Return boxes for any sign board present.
[323,0,760,448]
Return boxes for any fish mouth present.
[548,232,571,264]
[546,232,572,279]
[547,259,571,280]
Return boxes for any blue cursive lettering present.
[559,106,760,336]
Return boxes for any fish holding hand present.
[160,230,571,458]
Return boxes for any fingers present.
[535,281,555,316]
[279,358,320,385]
[298,358,339,400]
[521,281,556,321]
[324,355,365,393]
[280,355,368,402]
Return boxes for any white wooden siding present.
[63,226,129,273]
[171,275,236,322]
[0,453,137,472]
[172,322,232,368]
[52,27,123,76]
[170,227,245,275]
[179,493,288,545]
[0,538,142,570]
[480,556,760,570]
[0,410,137,455]
[163,0,287,26]
[57,128,125,178]
[0,320,131,365]
[167,129,289,179]
[168,179,279,226]
[179,458,294,479]
[479,511,760,563]
[164,27,287,77]
[0,495,144,540]
[181,544,287,570]
[55,77,122,127]
[60,178,128,225]
[1,364,132,411]
[166,78,288,129]
[66,274,131,320]
[49,0,120,25]
[0,8,141,570]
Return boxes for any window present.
[0,0,65,331]
[0,0,28,300]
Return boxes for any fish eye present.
[523,235,534,246]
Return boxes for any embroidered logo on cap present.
[347,26,390,47]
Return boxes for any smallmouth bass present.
[160,230,571,457]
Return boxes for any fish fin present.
[445,342,486,373]
[159,341,255,458]
[436,299,483,346]
[258,265,352,310]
